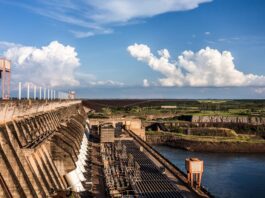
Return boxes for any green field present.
[146,131,265,143]
[91,99,265,118]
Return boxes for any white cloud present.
[4,41,80,87]
[3,0,211,37]
[89,80,124,87]
[143,79,150,87]
[70,28,113,38]
[0,41,21,50]
[205,31,211,35]
[75,72,124,87]
[88,0,212,24]
[3,40,124,88]
[70,31,95,38]
[127,43,265,87]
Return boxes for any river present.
[154,145,265,198]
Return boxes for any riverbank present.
[146,132,265,153]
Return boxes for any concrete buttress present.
[0,101,87,197]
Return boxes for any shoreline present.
[146,133,265,153]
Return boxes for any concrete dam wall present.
[191,115,265,125]
[0,101,88,198]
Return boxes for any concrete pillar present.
[34,86,37,100]
[51,89,53,100]
[38,148,61,190]
[18,82,22,100]
[41,146,67,188]
[26,155,49,196]
[39,87,42,100]
[27,83,30,100]
[44,88,46,100]
[34,153,55,190]
[11,121,27,147]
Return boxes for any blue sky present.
[0,0,265,98]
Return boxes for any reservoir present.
[154,145,265,198]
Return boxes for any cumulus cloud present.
[3,0,211,37]
[2,40,124,89]
[127,43,265,87]
[4,41,80,87]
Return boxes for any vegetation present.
[146,131,265,144]
[87,112,109,119]
[188,127,238,137]
[84,99,265,140]
[198,100,228,104]
[83,99,265,118]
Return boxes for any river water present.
[154,145,265,198]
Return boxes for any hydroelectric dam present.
[0,100,212,198]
